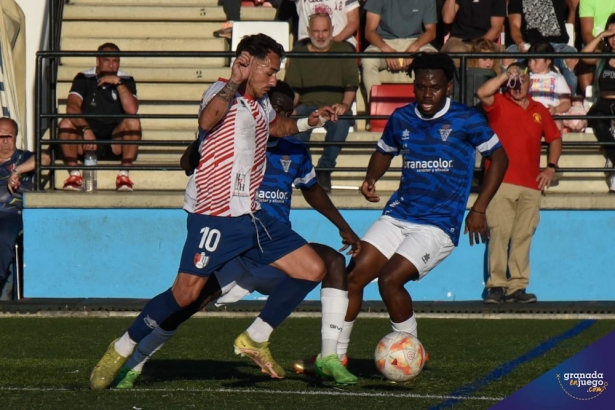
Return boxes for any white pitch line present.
[0,386,503,401]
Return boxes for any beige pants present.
[486,183,541,295]
[362,38,437,101]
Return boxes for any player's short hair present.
[236,34,285,61]
[407,52,457,83]
[0,117,18,135]
[97,42,121,53]
[268,81,295,112]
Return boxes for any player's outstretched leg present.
[234,275,318,378]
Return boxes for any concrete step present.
[62,21,222,39]
[60,55,227,68]
[53,169,189,191]
[63,5,275,21]
[58,103,200,116]
[69,0,218,5]
[61,37,228,53]
[57,82,212,102]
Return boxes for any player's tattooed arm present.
[198,81,238,132]
[270,106,338,138]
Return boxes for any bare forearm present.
[198,80,239,131]
[269,115,299,137]
[473,147,508,212]
[302,184,352,231]
[441,0,457,24]
[342,88,356,108]
[117,86,138,114]
[366,151,393,182]
[477,73,508,105]
[547,139,562,165]
[365,30,389,51]
[333,9,359,43]
[15,156,36,174]
[409,27,436,50]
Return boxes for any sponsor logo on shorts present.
[404,158,453,172]
[194,252,209,269]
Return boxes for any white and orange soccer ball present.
[374,331,427,382]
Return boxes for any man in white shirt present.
[294,0,360,48]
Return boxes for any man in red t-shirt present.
[477,63,562,304]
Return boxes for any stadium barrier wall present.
[22,206,615,301]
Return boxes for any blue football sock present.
[259,276,319,328]
[127,288,182,342]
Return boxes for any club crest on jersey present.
[194,252,209,269]
[233,172,249,197]
[439,124,452,141]
[280,155,292,173]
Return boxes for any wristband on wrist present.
[82,126,91,134]
[547,163,558,170]
[117,80,124,86]
[297,117,316,132]
[470,208,486,215]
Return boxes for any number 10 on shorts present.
[194,227,221,270]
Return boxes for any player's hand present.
[82,129,97,152]
[537,167,556,191]
[97,75,120,87]
[464,209,489,246]
[381,45,401,71]
[331,103,349,116]
[360,178,380,202]
[230,51,253,84]
[308,106,337,127]
[8,171,20,193]
[338,227,361,256]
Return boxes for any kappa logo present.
[439,124,452,141]
[194,252,209,269]
[280,155,292,172]
[402,129,410,140]
[422,253,430,264]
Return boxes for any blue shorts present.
[178,209,307,277]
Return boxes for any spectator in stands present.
[0,118,47,300]
[285,13,359,192]
[362,0,438,101]
[477,63,562,304]
[213,0,292,39]
[505,0,579,95]
[527,42,572,131]
[293,0,360,49]
[578,0,615,94]
[58,43,141,192]
[440,0,506,53]
[454,38,500,108]
[468,38,500,75]
[581,14,615,192]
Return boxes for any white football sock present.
[337,320,355,359]
[391,314,418,338]
[126,328,176,372]
[246,317,274,343]
[320,288,349,358]
[114,332,137,358]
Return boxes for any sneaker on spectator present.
[213,21,233,39]
[484,287,504,304]
[63,174,83,191]
[506,289,537,303]
[116,175,134,191]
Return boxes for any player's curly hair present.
[407,52,457,83]
[236,34,285,60]
[269,80,294,102]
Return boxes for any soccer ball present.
[374,331,427,382]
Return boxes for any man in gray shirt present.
[362,0,438,101]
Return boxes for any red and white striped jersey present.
[184,81,277,217]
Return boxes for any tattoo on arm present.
[216,81,239,103]
[271,116,299,137]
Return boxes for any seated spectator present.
[213,0,278,39]
[505,0,578,95]
[362,0,438,101]
[468,38,500,75]
[581,14,615,192]
[294,0,360,49]
[453,39,499,107]
[527,42,572,131]
[440,0,506,53]
[58,42,141,191]
[285,13,359,192]
[0,118,43,300]
[578,0,615,94]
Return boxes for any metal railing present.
[35,50,615,190]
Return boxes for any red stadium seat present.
[369,84,416,132]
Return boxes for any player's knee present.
[123,118,142,133]
[377,272,400,297]
[58,119,76,135]
[305,257,326,282]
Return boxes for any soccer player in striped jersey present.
[90,34,358,391]
[111,82,360,387]
[336,53,509,362]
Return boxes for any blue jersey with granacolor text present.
[257,137,317,226]
[377,98,501,245]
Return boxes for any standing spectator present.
[505,0,579,95]
[581,14,615,192]
[477,64,562,304]
[285,13,359,192]
[578,0,615,94]
[0,118,38,300]
[362,0,438,101]
[441,0,506,53]
[294,0,360,48]
[58,42,141,191]
[527,42,572,131]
